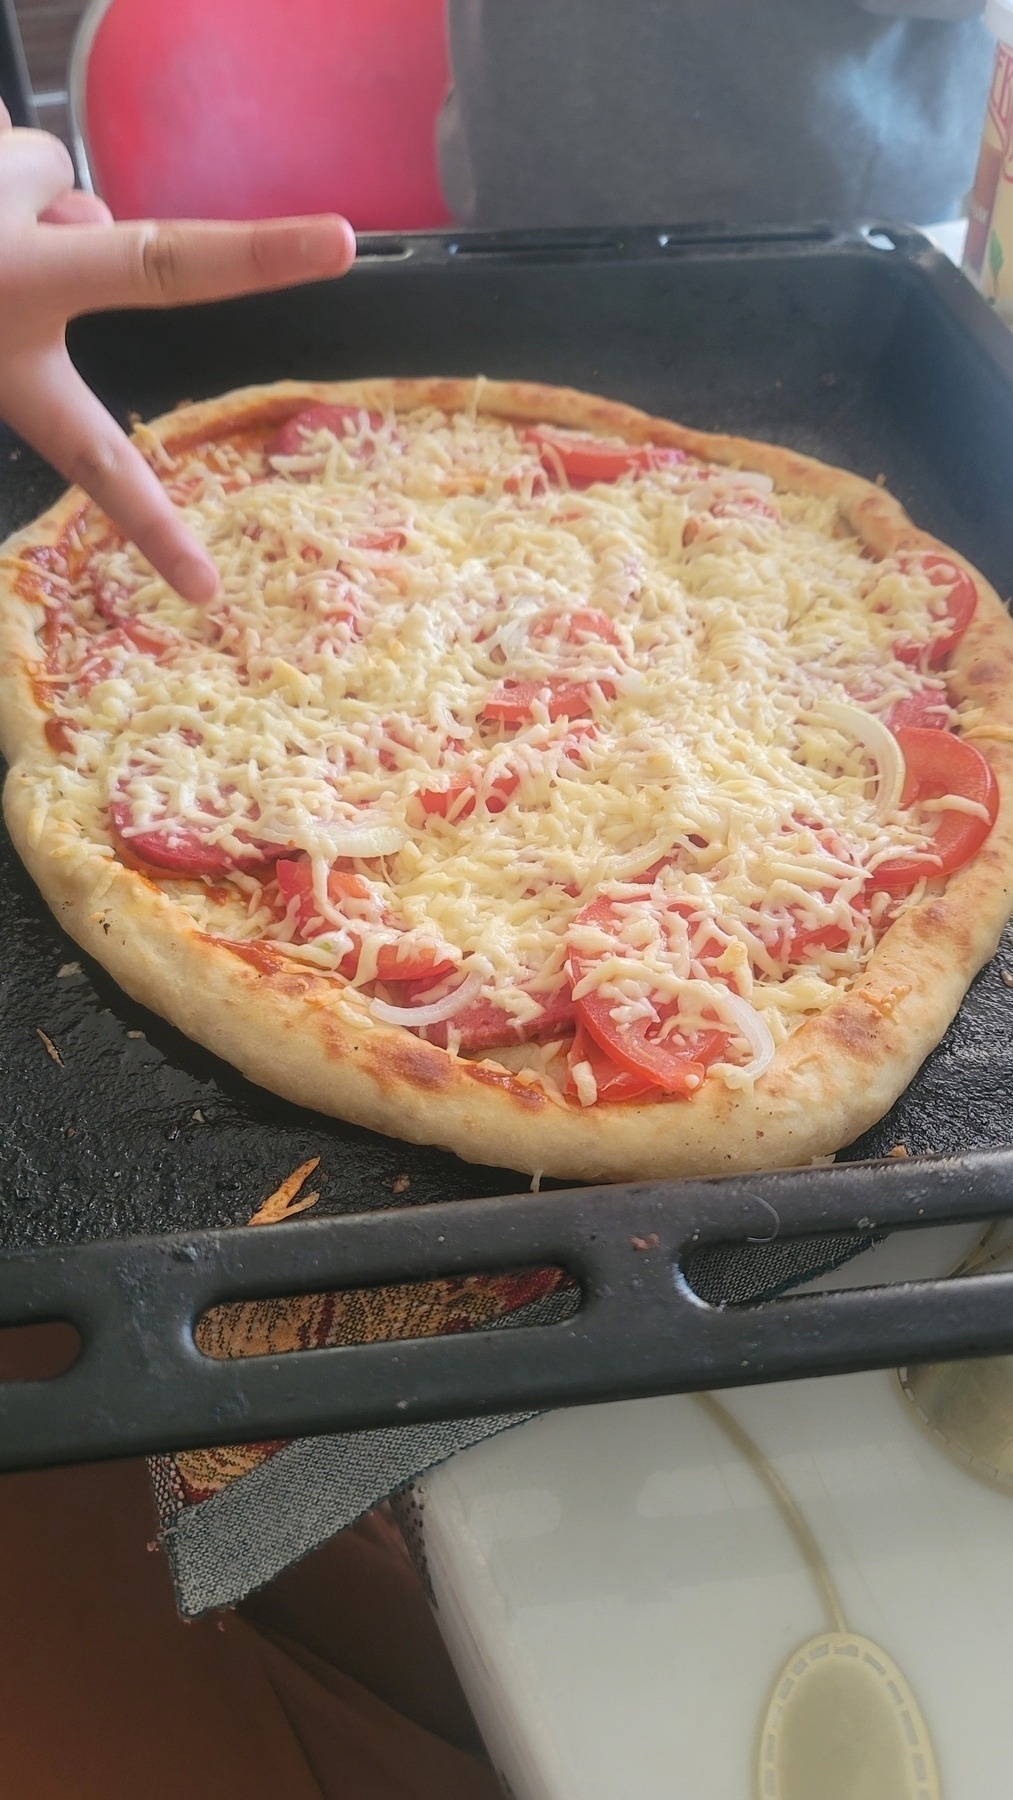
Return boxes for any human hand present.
[0,104,356,600]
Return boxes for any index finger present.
[2,347,219,602]
[32,213,357,317]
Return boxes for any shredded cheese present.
[28,398,966,1094]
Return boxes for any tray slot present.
[353,237,415,261]
[656,224,839,249]
[195,1264,578,1361]
[0,1320,80,1381]
[446,230,626,260]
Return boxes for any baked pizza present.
[1,376,1012,1182]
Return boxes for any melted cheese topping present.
[25,397,966,1096]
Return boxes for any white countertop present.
[416,1226,1013,1798]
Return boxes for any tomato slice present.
[710,492,778,521]
[40,604,67,671]
[69,636,124,694]
[92,584,170,654]
[267,404,385,459]
[884,687,950,732]
[275,857,457,983]
[564,1023,654,1102]
[562,720,599,762]
[871,727,999,892]
[376,716,425,773]
[109,799,279,877]
[68,624,169,695]
[300,572,363,635]
[411,985,575,1052]
[418,769,520,818]
[894,553,977,667]
[567,896,729,1096]
[350,529,407,553]
[530,608,621,647]
[577,998,727,1096]
[277,858,362,922]
[683,490,780,546]
[756,840,863,963]
[481,678,613,724]
[524,428,688,486]
[44,718,75,755]
[92,581,129,626]
[782,917,852,961]
[120,618,169,654]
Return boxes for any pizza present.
[1,376,1012,1183]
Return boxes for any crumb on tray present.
[249,1156,322,1225]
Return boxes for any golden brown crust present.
[2,376,1013,1180]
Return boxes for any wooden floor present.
[13,0,87,144]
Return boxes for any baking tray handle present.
[1,1149,1012,1471]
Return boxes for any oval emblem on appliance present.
[757,1631,939,1800]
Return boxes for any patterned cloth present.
[149,1261,578,1617]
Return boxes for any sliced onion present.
[715,993,776,1082]
[593,824,680,886]
[686,466,775,499]
[480,595,545,661]
[491,624,533,665]
[710,467,775,495]
[369,971,482,1029]
[611,668,648,700]
[319,822,406,858]
[812,701,906,820]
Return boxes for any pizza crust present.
[2,377,1013,1181]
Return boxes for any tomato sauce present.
[210,937,289,976]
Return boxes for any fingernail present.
[169,551,219,604]
[298,218,356,271]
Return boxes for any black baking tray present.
[3,222,1013,1470]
